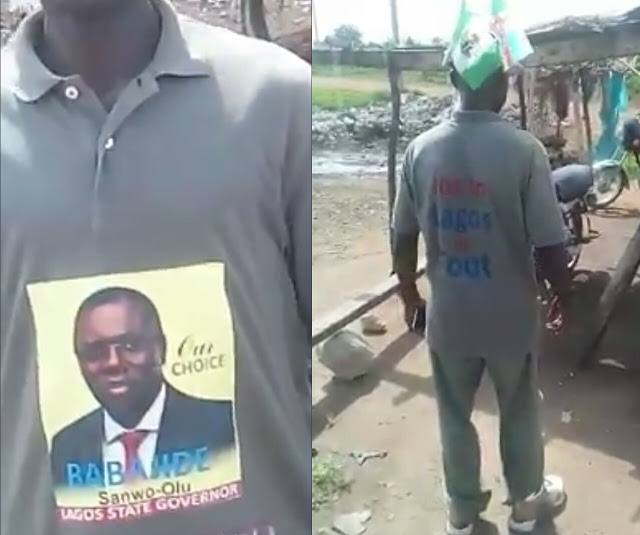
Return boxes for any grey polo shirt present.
[0,3,311,535]
[392,110,566,360]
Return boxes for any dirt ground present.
[311,186,640,535]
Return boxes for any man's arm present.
[391,146,423,315]
[525,140,573,302]
[282,60,312,340]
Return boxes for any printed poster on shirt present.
[27,263,242,524]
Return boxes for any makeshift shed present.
[311,8,640,363]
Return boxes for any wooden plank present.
[387,60,401,230]
[312,262,426,346]
[311,48,444,70]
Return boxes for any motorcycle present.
[589,155,630,209]
[545,131,638,210]
[536,163,597,301]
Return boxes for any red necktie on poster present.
[118,430,149,481]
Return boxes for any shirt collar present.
[103,383,167,444]
[3,0,211,104]
[451,109,504,123]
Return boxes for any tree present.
[325,24,363,50]
[404,37,425,47]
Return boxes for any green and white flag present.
[445,0,533,90]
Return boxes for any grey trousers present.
[430,350,544,519]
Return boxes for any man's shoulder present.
[177,17,309,91]
[0,45,20,99]
[405,121,455,160]
[52,408,102,448]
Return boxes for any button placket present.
[64,85,80,100]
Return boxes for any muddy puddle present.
[312,149,401,177]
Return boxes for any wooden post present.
[244,0,271,41]
[577,224,640,369]
[387,57,401,234]
[389,0,400,45]
[516,74,528,130]
[571,85,586,158]
[312,0,320,44]
[579,68,594,167]
[389,0,403,90]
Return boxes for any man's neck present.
[38,0,161,103]
[459,102,495,113]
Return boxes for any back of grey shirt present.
[393,111,566,359]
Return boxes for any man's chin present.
[96,391,133,416]
[41,0,133,17]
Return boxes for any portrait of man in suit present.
[50,286,236,489]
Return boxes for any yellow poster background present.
[27,263,240,506]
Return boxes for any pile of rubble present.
[312,93,523,148]
[1,6,28,46]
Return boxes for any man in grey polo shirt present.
[0,0,310,534]
[392,65,572,534]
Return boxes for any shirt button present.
[104,137,115,150]
[64,85,79,100]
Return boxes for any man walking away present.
[392,64,572,535]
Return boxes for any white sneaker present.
[445,489,490,535]
[445,519,474,535]
[508,475,567,533]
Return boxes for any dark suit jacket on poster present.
[49,385,235,488]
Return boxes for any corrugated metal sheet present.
[527,7,640,43]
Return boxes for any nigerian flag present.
[446,0,533,90]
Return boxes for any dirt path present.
[312,177,389,316]
[312,186,640,535]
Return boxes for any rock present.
[360,314,387,335]
[318,330,374,380]
[349,449,388,465]
[332,510,372,535]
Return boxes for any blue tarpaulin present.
[594,72,628,160]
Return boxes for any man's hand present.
[545,289,572,333]
[545,295,564,333]
[403,294,426,334]
[392,230,422,332]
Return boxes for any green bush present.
[312,65,388,79]
[312,454,347,510]
[312,86,389,109]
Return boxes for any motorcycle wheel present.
[591,164,625,209]
[565,209,585,271]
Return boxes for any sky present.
[313,0,640,43]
